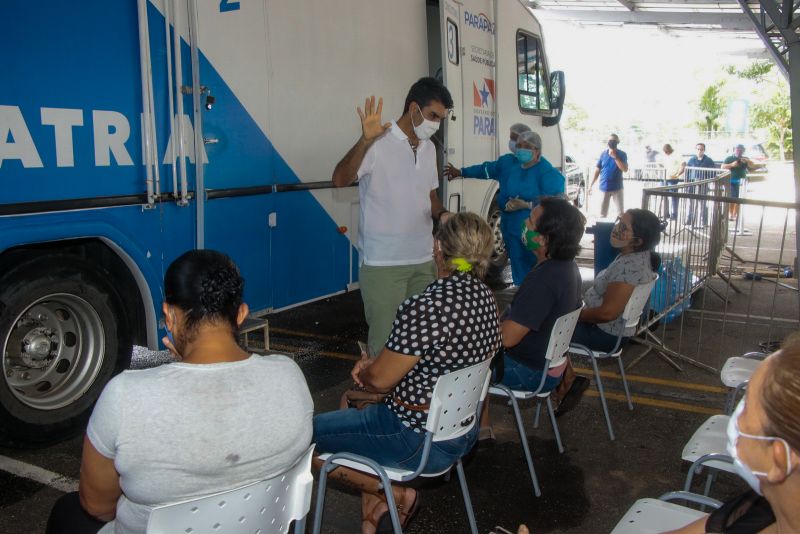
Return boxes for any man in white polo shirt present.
[332,77,453,356]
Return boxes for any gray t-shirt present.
[87,354,313,534]
[584,251,656,337]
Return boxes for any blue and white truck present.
[0,0,565,444]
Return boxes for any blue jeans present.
[495,354,561,392]
[313,403,478,474]
[572,322,621,353]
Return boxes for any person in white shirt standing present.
[332,77,453,356]
[662,143,686,221]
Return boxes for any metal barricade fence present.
[630,168,799,373]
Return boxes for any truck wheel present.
[575,182,586,208]
[488,195,508,268]
[0,256,130,447]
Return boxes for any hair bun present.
[199,268,243,313]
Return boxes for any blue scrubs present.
[462,154,565,285]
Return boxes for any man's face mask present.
[515,148,534,164]
[412,103,441,141]
[608,139,619,149]
[521,221,541,251]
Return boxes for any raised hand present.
[443,163,462,180]
[357,95,391,143]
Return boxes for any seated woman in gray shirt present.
[47,250,314,534]
[555,209,661,411]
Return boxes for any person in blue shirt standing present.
[685,142,717,227]
[444,129,566,286]
[589,133,628,218]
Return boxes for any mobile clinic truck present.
[0,0,564,445]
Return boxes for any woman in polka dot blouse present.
[313,212,501,533]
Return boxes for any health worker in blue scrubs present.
[444,129,566,285]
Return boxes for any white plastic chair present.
[611,491,721,533]
[312,358,493,534]
[681,416,736,497]
[488,305,583,498]
[721,352,765,414]
[146,444,315,534]
[569,277,658,441]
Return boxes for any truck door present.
[188,1,275,312]
[441,0,464,213]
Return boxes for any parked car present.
[565,155,586,207]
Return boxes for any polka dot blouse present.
[384,272,501,432]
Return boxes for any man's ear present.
[236,303,250,327]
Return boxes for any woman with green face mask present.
[480,197,585,436]
[443,130,566,286]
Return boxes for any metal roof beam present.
[616,0,637,10]
[533,9,755,29]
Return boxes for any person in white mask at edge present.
[665,332,800,534]
[332,78,453,357]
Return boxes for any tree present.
[751,83,792,160]
[563,102,589,133]
[695,82,726,134]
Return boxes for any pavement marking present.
[573,367,727,394]
[0,455,78,493]
[270,343,360,362]
[584,390,719,415]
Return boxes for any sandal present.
[376,488,419,533]
[362,493,389,534]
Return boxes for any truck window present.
[516,31,550,114]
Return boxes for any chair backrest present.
[621,277,658,329]
[544,306,583,368]
[424,358,492,443]
[146,444,315,534]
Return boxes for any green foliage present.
[563,102,589,132]
[695,82,726,133]
[750,82,792,160]
[726,61,774,82]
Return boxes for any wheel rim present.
[488,209,506,258]
[578,185,586,206]
[3,293,105,411]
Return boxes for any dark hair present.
[627,209,662,271]
[761,332,800,451]
[663,143,673,153]
[696,142,706,150]
[403,77,453,114]
[164,249,244,334]
[536,196,586,261]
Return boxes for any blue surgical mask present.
[726,398,793,495]
[508,140,517,152]
[516,149,533,164]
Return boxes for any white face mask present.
[412,104,441,140]
[508,139,517,152]
[726,398,793,495]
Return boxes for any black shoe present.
[554,376,590,417]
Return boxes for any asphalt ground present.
[0,279,753,534]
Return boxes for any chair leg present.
[533,401,542,429]
[617,355,634,411]
[590,355,616,441]
[703,470,716,497]
[546,396,564,454]
[377,471,404,534]
[456,459,479,534]
[506,390,541,497]
[311,465,330,534]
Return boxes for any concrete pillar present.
[790,42,800,318]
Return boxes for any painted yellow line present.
[584,389,719,415]
[573,367,727,394]
[270,343,360,362]
[271,326,358,345]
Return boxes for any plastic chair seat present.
[316,453,450,480]
[720,357,761,388]
[488,386,552,400]
[611,498,708,533]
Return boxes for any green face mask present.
[521,221,541,251]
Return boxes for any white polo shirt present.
[357,122,439,266]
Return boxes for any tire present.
[487,195,508,268]
[0,256,131,447]
[574,182,586,208]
